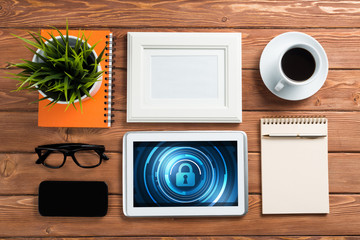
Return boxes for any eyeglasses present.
[35,143,109,168]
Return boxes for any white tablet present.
[123,131,248,217]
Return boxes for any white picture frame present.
[127,32,242,123]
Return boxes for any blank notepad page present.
[261,117,329,214]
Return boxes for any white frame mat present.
[127,32,242,123]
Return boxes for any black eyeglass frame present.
[35,143,109,169]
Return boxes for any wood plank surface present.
[2,28,360,70]
[3,69,360,112]
[0,238,358,240]
[68,111,360,153]
[0,153,122,195]
[2,0,360,28]
[0,111,359,153]
[112,29,360,70]
[0,153,359,195]
[0,195,359,237]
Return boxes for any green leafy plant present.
[8,22,106,111]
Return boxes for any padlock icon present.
[176,163,196,187]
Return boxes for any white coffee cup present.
[274,43,321,92]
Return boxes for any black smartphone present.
[38,181,108,217]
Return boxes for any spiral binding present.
[261,117,327,125]
[104,33,114,126]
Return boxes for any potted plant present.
[8,22,106,111]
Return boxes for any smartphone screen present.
[38,181,108,217]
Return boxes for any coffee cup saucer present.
[259,32,328,101]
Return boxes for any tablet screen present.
[133,141,238,207]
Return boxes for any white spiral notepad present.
[261,117,329,214]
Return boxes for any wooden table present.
[1,0,360,239]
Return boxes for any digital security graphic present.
[133,141,238,207]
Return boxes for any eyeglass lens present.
[74,150,101,167]
[43,151,65,168]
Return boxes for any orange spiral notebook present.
[38,29,114,128]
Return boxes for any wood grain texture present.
[0,153,122,195]
[3,69,360,112]
[68,111,360,153]
[0,111,359,153]
[0,152,359,195]
[0,237,358,240]
[2,28,360,69]
[0,70,38,111]
[241,70,360,111]
[112,28,360,70]
[2,1,360,28]
[113,69,360,112]
[0,195,359,237]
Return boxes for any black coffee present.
[281,47,316,81]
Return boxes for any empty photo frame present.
[127,32,242,123]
